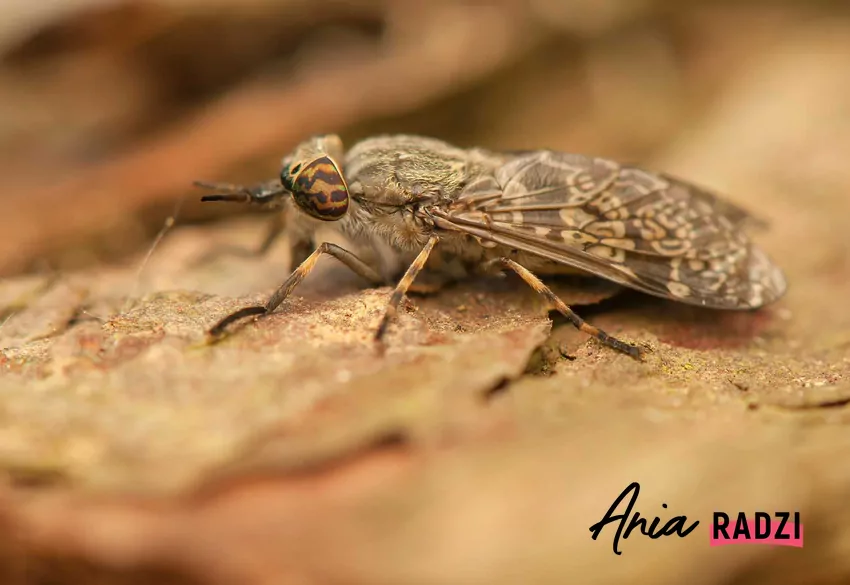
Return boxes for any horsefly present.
[195,134,787,359]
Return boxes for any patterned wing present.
[436,151,786,309]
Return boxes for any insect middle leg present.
[493,257,643,359]
[374,236,439,343]
[207,242,384,339]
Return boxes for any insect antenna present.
[200,193,250,203]
[194,181,252,204]
[194,179,289,208]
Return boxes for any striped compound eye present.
[283,156,350,221]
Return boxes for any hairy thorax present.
[344,135,474,206]
[338,135,583,277]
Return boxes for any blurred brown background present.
[2,1,850,584]
[2,0,843,275]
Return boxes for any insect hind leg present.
[494,257,643,359]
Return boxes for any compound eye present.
[280,161,301,192]
[290,156,350,221]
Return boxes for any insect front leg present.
[193,212,287,267]
[492,258,643,360]
[207,242,384,340]
[374,236,439,344]
[289,235,315,269]
[193,178,294,266]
